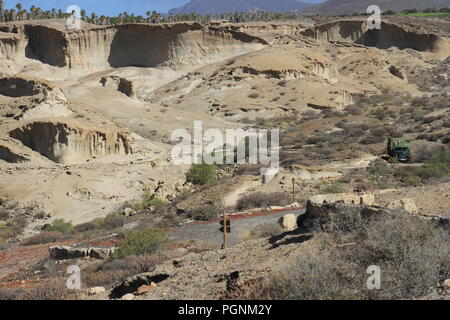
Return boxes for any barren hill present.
[0,15,449,301]
[169,0,313,15]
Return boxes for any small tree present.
[113,229,169,259]
[186,164,217,185]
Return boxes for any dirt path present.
[171,208,305,246]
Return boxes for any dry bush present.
[21,231,70,246]
[246,223,284,240]
[235,165,263,176]
[0,209,10,220]
[237,192,291,211]
[0,288,26,300]
[414,145,444,162]
[306,135,327,145]
[264,214,450,300]
[360,135,385,145]
[344,105,362,115]
[186,205,224,221]
[223,278,271,300]
[84,269,130,288]
[85,254,164,288]
[17,277,77,300]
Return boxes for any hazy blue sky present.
[4,0,324,16]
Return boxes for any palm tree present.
[81,9,86,21]
[0,1,4,22]
[10,8,16,21]
[51,8,56,19]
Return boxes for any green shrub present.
[369,164,392,176]
[320,184,344,194]
[135,194,168,212]
[186,164,217,185]
[43,219,74,235]
[113,229,169,259]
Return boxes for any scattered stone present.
[266,206,285,211]
[49,246,90,260]
[111,273,169,299]
[49,245,116,260]
[89,247,116,259]
[123,207,134,217]
[444,279,450,288]
[287,202,301,208]
[310,193,375,206]
[121,294,135,300]
[278,214,297,231]
[136,282,157,295]
[87,287,106,296]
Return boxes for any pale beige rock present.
[388,199,418,214]
[310,193,375,206]
[121,294,135,300]
[87,287,106,296]
[278,214,297,231]
[444,279,450,287]
[123,207,134,217]
[136,282,157,295]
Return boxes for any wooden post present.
[292,178,296,203]
[223,212,228,249]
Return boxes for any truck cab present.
[387,138,412,162]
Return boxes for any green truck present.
[387,138,412,162]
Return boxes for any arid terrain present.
[0,15,448,300]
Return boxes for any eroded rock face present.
[100,75,136,98]
[9,120,133,164]
[0,32,27,61]
[0,143,28,163]
[301,19,450,54]
[0,22,266,71]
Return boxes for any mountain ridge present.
[169,0,314,15]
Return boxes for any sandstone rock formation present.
[8,120,133,164]
[301,19,450,54]
[309,193,376,206]
[0,22,266,72]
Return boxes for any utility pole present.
[292,177,296,203]
[223,213,228,249]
